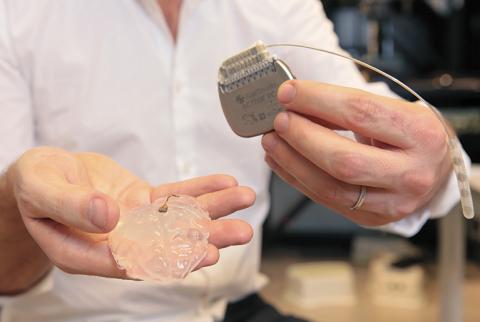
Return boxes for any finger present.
[270,112,406,188]
[197,186,256,219]
[16,167,119,234]
[195,244,220,269]
[262,133,358,205]
[265,154,333,208]
[116,180,152,210]
[23,217,128,279]
[265,154,336,209]
[207,219,253,248]
[151,174,239,200]
[277,80,428,148]
[304,114,346,131]
[264,155,409,225]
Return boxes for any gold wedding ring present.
[350,186,367,211]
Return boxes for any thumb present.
[277,80,347,121]
[15,173,119,233]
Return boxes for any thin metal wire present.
[267,43,474,219]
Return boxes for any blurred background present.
[260,0,480,321]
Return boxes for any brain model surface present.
[108,195,211,282]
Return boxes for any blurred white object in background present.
[351,235,420,266]
[284,261,356,308]
[368,253,426,309]
[425,0,464,15]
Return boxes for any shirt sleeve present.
[275,0,469,237]
[0,0,35,172]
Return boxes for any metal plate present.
[218,59,294,137]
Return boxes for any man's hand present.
[6,147,255,280]
[262,80,451,226]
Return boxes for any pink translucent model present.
[108,195,210,281]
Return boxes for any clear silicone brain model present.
[108,195,211,282]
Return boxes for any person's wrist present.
[0,164,24,227]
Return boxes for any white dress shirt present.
[0,0,465,321]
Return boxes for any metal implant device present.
[217,41,295,138]
[218,41,474,219]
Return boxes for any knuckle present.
[402,170,435,196]
[13,173,39,213]
[13,174,30,203]
[13,161,34,195]
[344,92,381,128]
[411,115,447,149]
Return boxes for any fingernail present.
[274,112,289,133]
[278,83,296,104]
[89,198,108,229]
[262,133,279,152]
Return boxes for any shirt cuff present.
[368,148,471,237]
[366,207,430,237]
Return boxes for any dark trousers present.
[222,293,310,322]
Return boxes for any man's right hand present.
[1,147,255,291]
